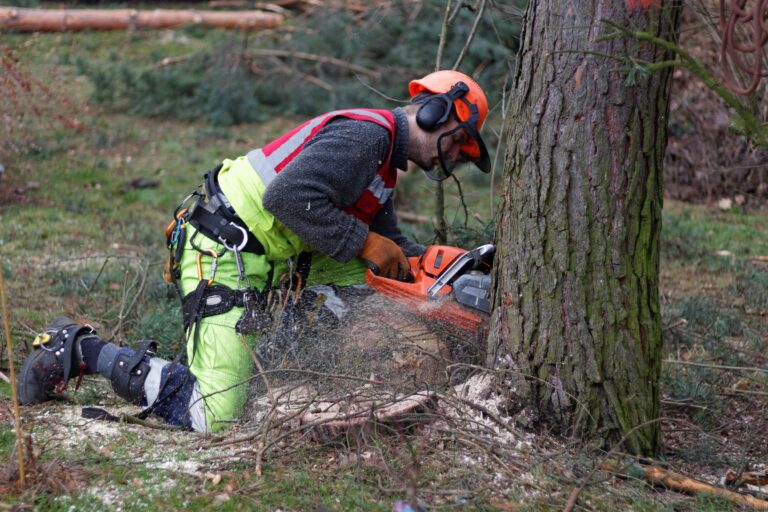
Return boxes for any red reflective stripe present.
[344,190,381,223]
[274,117,340,172]
[274,144,303,173]
[256,108,397,225]
[262,125,302,156]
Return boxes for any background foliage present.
[63,1,519,125]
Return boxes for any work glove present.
[359,231,411,281]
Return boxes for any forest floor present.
[2,21,768,512]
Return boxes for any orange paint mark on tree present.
[626,0,660,10]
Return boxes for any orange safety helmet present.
[409,70,490,176]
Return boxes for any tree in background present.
[487,0,682,455]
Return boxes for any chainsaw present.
[365,244,496,332]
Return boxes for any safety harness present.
[189,166,266,255]
[165,165,311,363]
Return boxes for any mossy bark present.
[487,0,682,455]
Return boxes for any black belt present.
[181,284,263,331]
[187,164,265,255]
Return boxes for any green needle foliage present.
[69,1,521,125]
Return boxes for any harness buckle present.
[33,333,52,347]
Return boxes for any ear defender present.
[415,81,470,131]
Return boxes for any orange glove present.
[359,232,411,280]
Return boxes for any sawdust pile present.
[239,290,489,439]
[245,291,485,407]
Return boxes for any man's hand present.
[359,232,411,280]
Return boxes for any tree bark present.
[487,0,681,455]
[0,7,283,32]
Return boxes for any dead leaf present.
[733,379,750,390]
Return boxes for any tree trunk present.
[487,0,681,455]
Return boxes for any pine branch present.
[600,19,768,147]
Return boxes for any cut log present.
[601,460,768,510]
[0,7,283,32]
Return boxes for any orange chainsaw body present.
[365,245,489,333]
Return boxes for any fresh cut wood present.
[0,7,283,32]
[601,460,768,510]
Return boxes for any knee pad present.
[108,341,156,405]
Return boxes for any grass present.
[0,23,507,511]
[2,17,768,512]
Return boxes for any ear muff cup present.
[414,81,470,132]
[415,95,453,131]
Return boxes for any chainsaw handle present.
[427,244,495,299]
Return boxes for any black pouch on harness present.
[181,284,272,336]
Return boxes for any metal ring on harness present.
[219,222,249,253]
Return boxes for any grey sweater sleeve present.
[370,198,426,257]
[261,117,389,262]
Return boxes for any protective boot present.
[17,317,99,404]
[19,318,206,431]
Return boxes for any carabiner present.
[165,208,188,244]
[196,249,218,286]
[219,222,249,253]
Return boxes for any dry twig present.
[0,257,25,487]
[245,49,380,78]
[664,358,768,374]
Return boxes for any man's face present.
[436,123,471,169]
[411,118,470,180]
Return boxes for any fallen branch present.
[0,7,283,32]
[664,359,768,374]
[155,55,194,68]
[298,391,438,442]
[727,469,768,488]
[662,318,688,331]
[245,49,380,78]
[564,417,667,512]
[601,459,768,510]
